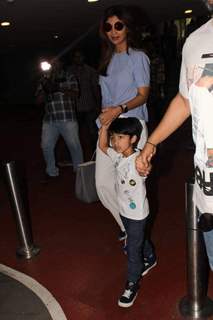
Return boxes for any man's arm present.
[148,93,190,144]
[35,82,46,106]
[136,92,191,174]
[64,73,79,98]
[98,125,109,154]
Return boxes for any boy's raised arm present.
[98,125,109,154]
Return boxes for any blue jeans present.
[203,230,213,271]
[121,215,155,283]
[41,121,83,175]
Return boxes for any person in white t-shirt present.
[136,0,213,271]
[99,117,156,308]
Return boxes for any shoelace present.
[122,289,133,299]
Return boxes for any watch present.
[121,104,128,113]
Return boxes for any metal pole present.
[179,178,213,318]
[3,161,40,259]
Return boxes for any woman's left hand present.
[99,106,121,125]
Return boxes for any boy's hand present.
[99,106,121,126]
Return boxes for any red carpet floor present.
[1,109,213,319]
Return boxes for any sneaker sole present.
[118,293,138,308]
[58,163,73,167]
[141,261,157,276]
[118,235,127,241]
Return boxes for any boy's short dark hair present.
[108,117,143,146]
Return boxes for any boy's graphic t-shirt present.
[179,18,213,213]
[107,148,149,220]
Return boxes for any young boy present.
[99,117,156,308]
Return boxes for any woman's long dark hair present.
[99,5,146,75]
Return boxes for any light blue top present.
[99,48,150,122]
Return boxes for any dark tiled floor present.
[1,107,213,319]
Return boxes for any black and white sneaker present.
[141,258,157,276]
[118,281,139,308]
[118,230,127,241]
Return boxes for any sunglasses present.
[103,21,125,33]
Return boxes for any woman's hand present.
[99,106,121,126]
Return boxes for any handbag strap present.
[91,150,96,161]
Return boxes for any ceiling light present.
[88,0,99,2]
[1,21,10,27]
[185,9,192,14]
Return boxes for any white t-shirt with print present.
[179,18,213,214]
[107,148,149,220]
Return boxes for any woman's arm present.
[99,86,150,126]
[122,86,150,110]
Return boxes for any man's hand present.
[136,143,156,176]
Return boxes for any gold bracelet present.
[146,141,157,148]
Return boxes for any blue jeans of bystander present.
[41,120,83,176]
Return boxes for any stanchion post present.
[3,161,40,259]
[179,178,213,318]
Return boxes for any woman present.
[96,5,150,240]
